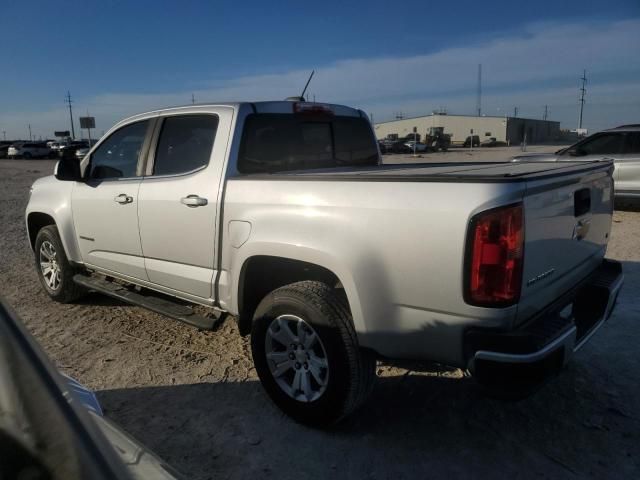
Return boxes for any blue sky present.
[1,0,639,139]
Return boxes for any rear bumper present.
[466,259,623,391]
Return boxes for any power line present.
[65,91,75,139]
[578,69,587,129]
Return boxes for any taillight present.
[464,203,524,306]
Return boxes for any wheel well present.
[27,212,55,250]
[237,256,341,336]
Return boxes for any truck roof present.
[116,101,365,128]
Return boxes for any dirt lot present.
[1,158,639,479]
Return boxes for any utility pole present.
[2,131,6,141]
[476,64,482,117]
[513,107,518,118]
[85,109,93,146]
[578,69,587,129]
[191,93,195,104]
[28,124,32,141]
[65,91,75,140]
[543,105,548,121]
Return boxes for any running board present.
[73,274,225,331]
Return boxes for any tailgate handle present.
[574,188,591,217]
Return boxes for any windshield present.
[238,113,379,173]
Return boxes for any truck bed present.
[224,159,614,365]
[236,160,612,183]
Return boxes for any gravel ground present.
[1,158,638,480]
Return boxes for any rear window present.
[238,113,379,173]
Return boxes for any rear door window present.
[238,113,378,173]
[152,114,218,176]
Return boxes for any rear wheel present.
[34,225,85,303]
[22,152,32,159]
[251,281,376,426]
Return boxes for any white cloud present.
[1,17,638,139]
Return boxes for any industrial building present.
[373,113,561,145]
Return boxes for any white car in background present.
[7,142,52,159]
[512,125,640,199]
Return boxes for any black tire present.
[34,225,85,303]
[251,281,376,427]
[22,152,32,159]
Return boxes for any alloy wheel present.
[264,314,330,402]
[39,240,61,291]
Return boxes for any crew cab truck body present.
[26,101,623,425]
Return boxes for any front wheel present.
[34,225,85,303]
[251,281,376,426]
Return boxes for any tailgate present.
[516,162,614,324]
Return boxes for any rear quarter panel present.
[220,178,524,366]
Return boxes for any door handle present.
[181,195,208,207]
[573,218,591,241]
[114,194,133,204]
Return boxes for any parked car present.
[75,147,90,160]
[58,141,89,159]
[480,137,507,148]
[27,100,623,426]
[0,297,181,479]
[7,142,52,159]
[0,141,12,159]
[512,124,640,198]
[389,139,418,153]
[463,135,480,147]
[404,140,428,152]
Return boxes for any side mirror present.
[54,157,83,181]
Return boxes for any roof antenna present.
[286,70,315,102]
[301,70,315,100]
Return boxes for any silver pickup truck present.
[26,101,623,426]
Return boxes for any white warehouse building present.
[373,113,561,145]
